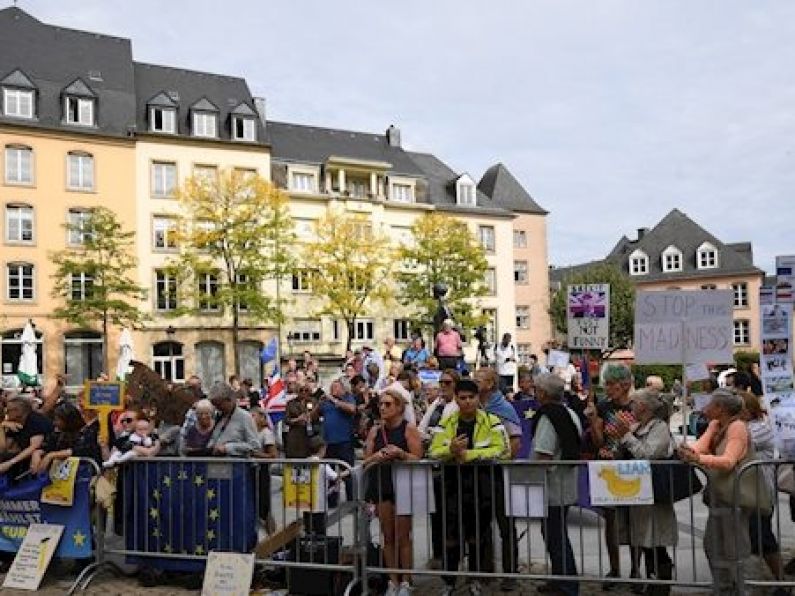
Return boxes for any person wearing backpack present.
[493,333,517,393]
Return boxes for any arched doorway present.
[152,341,184,383]
[238,340,263,388]
[195,341,225,389]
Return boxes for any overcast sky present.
[26,0,794,273]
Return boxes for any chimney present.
[386,124,401,147]
[253,97,267,132]
[637,227,649,240]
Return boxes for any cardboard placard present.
[634,290,734,365]
[1,523,63,590]
[82,381,125,444]
[567,284,610,349]
[547,349,571,369]
[587,461,654,506]
[201,551,255,596]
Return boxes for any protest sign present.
[776,255,795,303]
[202,551,255,596]
[588,460,654,506]
[82,381,125,444]
[418,369,442,387]
[547,349,571,368]
[567,284,610,349]
[40,457,80,507]
[634,290,734,365]
[684,363,709,382]
[1,524,63,590]
[283,464,322,511]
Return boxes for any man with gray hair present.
[206,382,259,457]
[532,373,582,595]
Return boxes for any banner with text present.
[587,460,654,506]
[634,290,734,365]
[567,284,610,349]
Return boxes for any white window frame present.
[514,260,528,284]
[67,152,94,191]
[352,319,375,341]
[482,308,498,344]
[513,230,527,248]
[64,96,94,126]
[233,116,256,141]
[152,216,178,250]
[697,242,719,270]
[149,107,176,134]
[67,208,92,246]
[3,88,34,119]
[5,145,33,184]
[290,172,316,193]
[5,204,34,243]
[6,262,34,301]
[733,319,750,345]
[484,268,497,296]
[291,269,312,293]
[155,269,178,311]
[478,225,495,253]
[152,342,185,383]
[151,161,177,198]
[391,182,414,203]
[457,183,476,206]
[289,320,322,343]
[192,111,217,138]
[732,282,748,308]
[516,306,530,329]
[517,343,532,365]
[198,271,220,312]
[70,272,93,301]
[393,319,412,342]
[629,249,649,276]
[661,245,683,272]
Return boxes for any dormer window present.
[629,249,649,275]
[233,117,256,141]
[150,107,176,133]
[2,70,37,119]
[62,79,96,126]
[193,112,217,138]
[662,245,683,272]
[697,241,719,269]
[456,174,477,206]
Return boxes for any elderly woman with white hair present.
[179,398,216,456]
[612,389,677,596]
[678,389,761,593]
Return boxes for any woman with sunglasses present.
[364,388,423,596]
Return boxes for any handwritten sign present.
[547,350,571,368]
[634,290,734,365]
[587,461,654,506]
[2,523,63,590]
[201,551,255,596]
[567,284,610,349]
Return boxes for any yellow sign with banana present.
[588,461,654,505]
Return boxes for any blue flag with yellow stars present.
[0,464,94,558]
[124,460,257,571]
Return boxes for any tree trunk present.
[346,318,354,354]
[102,311,109,379]
[232,307,241,377]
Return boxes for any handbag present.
[651,457,703,504]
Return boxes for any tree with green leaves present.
[50,207,148,374]
[303,211,394,353]
[549,262,636,349]
[397,212,489,333]
[172,169,294,375]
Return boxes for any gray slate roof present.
[478,163,547,215]
[0,7,136,137]
[406,152,513,217]
[268,121,425,176]
[134,63,265,144]
[606,208,762,281]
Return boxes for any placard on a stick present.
[82,381,125,444]
[1,523,63,590]
[202,551,255,596]
[567,284,610,349]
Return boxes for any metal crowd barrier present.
[80,456,359,595]
[357,459,715,594]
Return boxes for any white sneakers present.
[384,580,413,596]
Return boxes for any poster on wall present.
[567,284,610,349]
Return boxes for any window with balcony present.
[478,225,495,252]
[733,319,750,345]
[151,162,177,197]
[68,208,93,245]
[7,262,34,301]
[662,245,683,272]
[629,249,649,275]
[153,216,178,250]
[513,230,527,248]
[67,152,94,190]
[5,145,33,184]
[516,306,530,329]
[732,282,748,308]
[348,178,369,198]
[5,204,33,243]
[514,260,528,284]
[3,88,34,119]
[155,269,178,311]
[70,272,93,301]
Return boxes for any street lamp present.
[165,325,176,339]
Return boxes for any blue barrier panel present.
[123,459,257,571]
[0,464,94,559]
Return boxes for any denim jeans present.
[542,505,579,595]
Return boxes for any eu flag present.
[123,459,257,571]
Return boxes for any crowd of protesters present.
[0,336,787,596]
